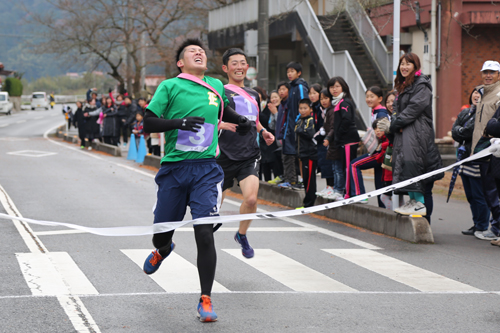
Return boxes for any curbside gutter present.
[231,181,434,244]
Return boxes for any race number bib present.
[233,95,258,122]
[176,123,215,152]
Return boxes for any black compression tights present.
[152,224,216,296]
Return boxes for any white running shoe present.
[321,187,334,198]
[395,200,427,215]
[315,187,328,196]
[325,192,342,200]
[394,200,414,214]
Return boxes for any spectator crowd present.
[66,54,500,248]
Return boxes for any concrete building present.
[208,0,500,138]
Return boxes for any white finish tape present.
[0,146,494,236]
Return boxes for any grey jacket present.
[471,80,500,154]
[390,75,443,193]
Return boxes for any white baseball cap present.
[481,60,500,72]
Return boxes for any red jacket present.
[376,135,393,182]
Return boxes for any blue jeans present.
[332,159,344,194]
[461,174,490,231]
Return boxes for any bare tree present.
[22,0,237,96]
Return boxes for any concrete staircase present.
[318,13,389,90]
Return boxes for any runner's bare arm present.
[143,110,205,133]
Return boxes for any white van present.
[0,92,13,115]
[31,92,49,110]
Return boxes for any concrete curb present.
[55,126,121,157]
[143,155,162,169]
[231,181,434,244]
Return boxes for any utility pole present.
[393,0,401,87]
[257,0,269,92]
[125,1,133,95]
[430,0,437,131]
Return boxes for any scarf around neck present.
[331,92,344,106]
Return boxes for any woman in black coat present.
[72,101,87,149]
[102,97,119,146]
[379,53,443,220]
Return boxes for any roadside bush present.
[2,77,23,96]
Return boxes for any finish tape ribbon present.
[0,146,495,236]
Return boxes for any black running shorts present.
[217,151,260,191]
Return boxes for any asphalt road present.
[1,107,499,333]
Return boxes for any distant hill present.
[0,0,85,80]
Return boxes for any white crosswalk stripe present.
[223,249,357,292]
[16,252,98,295]
[121,249,230,293]
[323,249,481,292]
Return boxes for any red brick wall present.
[462,27,500,105]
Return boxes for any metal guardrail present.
[21,95,86,104]
[208,0,370,127]
[345,0,392,84]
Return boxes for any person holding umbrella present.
[451,88,490,236]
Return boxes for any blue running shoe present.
[197,295,218,322]
[278,182,292,188]
[143,242,175,275]
[234,232,254,258]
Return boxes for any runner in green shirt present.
[141,38,250,323]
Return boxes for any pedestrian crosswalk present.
[15,247,482,297]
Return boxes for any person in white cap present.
[470,60,500,241]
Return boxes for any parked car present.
[0,91,13,115]
[31,92,49,110]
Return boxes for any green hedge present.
[2,77,23,96]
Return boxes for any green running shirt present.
[147,76,229,163]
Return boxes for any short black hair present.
[175,38,205,72]
[327,76,352,100]
[309,83,322,95]
[299,98,312,107]
[372,117,385,130]
[286,61,302,73]
[277,81,291,91]
[366,86,384,99]
[469,88,478,106]
[320,88,331,99]
[253,86,268,101]
[222,48,247,66]
[138,97,146,102]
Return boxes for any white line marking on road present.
[121,249,230,293]
[224,249,357,292]
[16,120,26,124]
[0,182,100,332]
[48,252,99,295]
[34,116,43,120]
[0,123,8,127]
[224,199,382,250]
[323,249,481,292]
[1,290,499,299]
[16,252,98,295]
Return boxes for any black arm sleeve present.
[221,105,241,124]
[143,109,182,133]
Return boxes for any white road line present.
[323,249,481,292]
[0,182,100,332]
[1,290,499,299]
[121,249,230,293]
[34,116,43,120]
[223,198,382,250]
[0,123,8,127]
[223,249,357,292]
[16,120,26,124]
[48,252,99,295]
[16,252,98,295]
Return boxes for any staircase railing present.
[208,0,370,127]
[345,0,393,84]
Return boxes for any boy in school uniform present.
[294,98,318,208]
